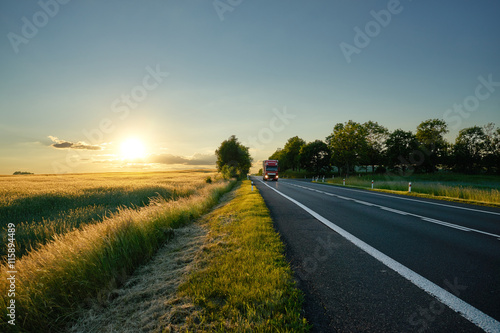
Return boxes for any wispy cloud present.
[148,153,216,166]
[48,136,103,150]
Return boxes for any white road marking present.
[354,200,375,206]
[304,181,500,216]
[259,179,500,333]
[380,207,409,215]
[286,182,500,240]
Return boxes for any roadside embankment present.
[175,180,309,331]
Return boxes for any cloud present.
[148,153,216,165]
[48,136,103,150]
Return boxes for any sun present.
[120,138,146,160]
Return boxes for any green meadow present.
[323,173,500,206]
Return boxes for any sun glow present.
[120,138,146,160]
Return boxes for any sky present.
[0,0,499,175]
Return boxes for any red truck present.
[262,160,279,181]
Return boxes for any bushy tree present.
[282,136,306,171]
[416,119,449,172]
[385,129,419,175]
[363,121,389,173]
[299,140,331,174]
[269,148,286,169]
[326,120,367,176]
[453,126,487,173]
[215,135,252,179]
[483,123,500,174]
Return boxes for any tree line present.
[269,119,500,176]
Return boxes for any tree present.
[269,148,287,169]
[385,129,419,175]
[415,119,449,172]
[326,120,367,176]
[452,126,487,173]
[299,140,331,174]
[269,148,283,161]
[215,135,252,179]
[483,123,500,174]
[282,136,306,171]
[363,121,389,173]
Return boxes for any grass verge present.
[0,180,234,333]
[177,180,310,332]
[316,177,500,208]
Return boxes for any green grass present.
[279,170,312,179]
[0,176,235,333]
[0,171,216,259]
[321,173,500,206]
[178,180,310,332]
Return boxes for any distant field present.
[0,171,216,259]
[0,170,234,332]
[323,173,500,205]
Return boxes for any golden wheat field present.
[0,170,217,258]
[0,170,234,332]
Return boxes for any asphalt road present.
[252,177,500,333]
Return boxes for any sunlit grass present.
[178,181,310,332]
[323,174,500,205]
[0,171,216,258]
[0,171,233,332]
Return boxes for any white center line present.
[286,182,500,240]
[305,181,500,216]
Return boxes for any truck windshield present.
[266,166,278,171]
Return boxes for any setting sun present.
[120,138,146,160]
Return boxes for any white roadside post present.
[343,178,345,186]
[409,182,412,193]
[251,181,254,191]
[372,180,374,189]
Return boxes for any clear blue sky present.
[1,0,499,174]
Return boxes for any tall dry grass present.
[0,171,216,258]
[0,174,233,332]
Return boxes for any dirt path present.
[68,223,207,332]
